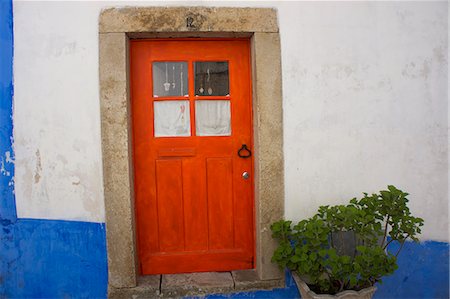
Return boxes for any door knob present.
[242,171,250,180]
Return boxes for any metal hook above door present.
[238,144,252,159]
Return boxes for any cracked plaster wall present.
[12,1,448,242]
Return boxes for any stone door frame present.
[99,7,284,289]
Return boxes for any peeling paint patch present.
[402,58,436,80]
[47,38,77,57]
[33,149,42,184]
[5,151,13,164]
[432,46,446,63]
[0,155,11,177]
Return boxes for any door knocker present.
[238,144,252,159]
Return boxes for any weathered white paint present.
[13,1,106,222]
[280,2,448,242]
[448,1,450,243]
[13,1,448,241]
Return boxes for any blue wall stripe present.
[375,240,449,299]
[0,219,108,298]
[0,0,16,222]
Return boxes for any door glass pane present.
[195,100,231,136]
[154,101,190,137]
[195,62,229,96]
[153,62,188,97]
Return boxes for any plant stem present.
[395,235,409,257]
[338,280,344,292]
[323,267,332,280]
[383,238,394,250]
[381,216,390,248]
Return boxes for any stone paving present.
[186,271,300,299]
[109,270,298,298]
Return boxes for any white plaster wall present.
[13,1,448,241]
[13,1,105,222]
[448,0,450,243]
[280,2,448,242]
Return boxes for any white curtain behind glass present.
[154,101,190,137]
[195,100,231,136]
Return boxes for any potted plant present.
[271,185,424,299]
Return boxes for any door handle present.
[238,144,252,159]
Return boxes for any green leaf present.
[290,255,301,263]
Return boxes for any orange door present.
[131,39,254,275]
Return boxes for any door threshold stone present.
[109,270,283,298]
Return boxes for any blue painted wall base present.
[375,240,449,299]
[0,219,107,298]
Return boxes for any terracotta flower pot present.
[292,273,377,299]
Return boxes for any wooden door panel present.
[233,158,254,251]
[182,158,208,251]
[135,161,159,255]
[156,159,185,252]
[206,157,234,250]
[132,39,254,274]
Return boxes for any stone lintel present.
[99,7,279,34]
